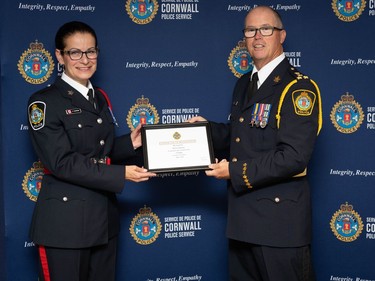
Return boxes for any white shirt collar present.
[61,72,94,100]
[252,53,286,88]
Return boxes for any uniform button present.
[63,197,68,202]
[97,118,103,124]
[239,117,244,123]
[235,137,240,143]
[78,123,82,128]
[100,140,105,146]
[232,157,237,162]
[274,197,280,203]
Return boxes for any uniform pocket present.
[256,185,302,204]
[63,115,94,130]
[62,115,96,153]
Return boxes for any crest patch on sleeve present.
[28,101,46,130]
[292,90,316,116]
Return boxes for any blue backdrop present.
[1,0,375,280]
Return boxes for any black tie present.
[247,72,258,102]
[87,89,96,109]
[249,72,258,95]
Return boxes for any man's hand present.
[187,116,207,123]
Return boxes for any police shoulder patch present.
[292,89,316,116]
[28,101,46,130]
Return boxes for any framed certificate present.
[141,121,214,173]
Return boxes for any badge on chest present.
[250,103,272,128]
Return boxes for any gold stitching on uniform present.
[242,163,252,188]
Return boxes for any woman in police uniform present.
[27,21,155,281]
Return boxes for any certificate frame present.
[141,121,214,173]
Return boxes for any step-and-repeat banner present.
[1,0,374,280]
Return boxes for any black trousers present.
[38,237,117,281]
[228,239,315,281]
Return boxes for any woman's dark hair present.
[55,21,98,50]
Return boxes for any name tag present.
[65,108,82,115]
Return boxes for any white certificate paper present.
[142,122,214,173]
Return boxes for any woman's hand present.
[130,124,142,150]
[125,166,156,182]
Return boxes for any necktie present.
[249,72,259,96]
[246,72,258,102]
[87,89,96,109]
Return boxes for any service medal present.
[251,103,272,128]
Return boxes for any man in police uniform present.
[27,21,155,281]
[190,6,322,281]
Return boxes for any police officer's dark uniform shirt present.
[27,75,137,248]
[210,56,322,247]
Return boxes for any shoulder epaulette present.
[34,85,52,95]
[289,67,310,80]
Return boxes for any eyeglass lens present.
[243,27,276,38]
[66,48,98,60]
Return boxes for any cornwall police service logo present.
[125,0,159,24]
[29,101,46,130]
[18,40,55,84]
[22,161,44,202]
[292,90,316,116]
[228,40,253,78]
[330,202,363,242]
[129,205,162,245]
[330,92,364,133]
[332,0,366,22]
[127,95,159,130]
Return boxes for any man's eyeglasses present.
[243,26,283,38]
[60,47,99,60]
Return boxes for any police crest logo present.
[330,202,363,242]
[227,40,253,78]
[17,40,54,84]
[125,0,159,24]
[127,95,159,131]
[330,92,364,133]
[331,0,366,22]
[28,101,46,130]
[129,205,162,245]
[292,90,315,116]
[22,161,45,202]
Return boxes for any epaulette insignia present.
[28,101,46,130]
[293,71,309,80]
[292,90,316,116]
